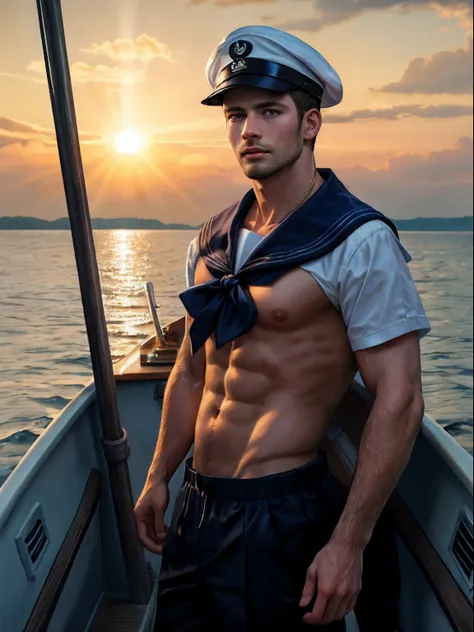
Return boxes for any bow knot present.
[220,274,239,290]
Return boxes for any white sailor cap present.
[202,25,343,109]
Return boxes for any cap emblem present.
[230,59,247,73]
[229,40,253,60]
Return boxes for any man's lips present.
[242,148,269,157]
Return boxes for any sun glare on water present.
[114,129,145,155]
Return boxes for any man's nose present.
[242,114,262,140]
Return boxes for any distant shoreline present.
[0,216,472,232]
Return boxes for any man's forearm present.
[147,362,203,485]
[330,391,424,550]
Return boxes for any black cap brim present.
[201,74,296,106]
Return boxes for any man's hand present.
[299,540,362,625]
[133,478,170,555]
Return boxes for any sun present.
[114,129,145,155]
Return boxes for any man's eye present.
[264,109,279,116]
[228,113,244,121]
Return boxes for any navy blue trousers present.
[155,452,399,632]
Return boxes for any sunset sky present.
[0,0,472,224]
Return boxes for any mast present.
[36,0,151,603]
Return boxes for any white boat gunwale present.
[0,381,96,532]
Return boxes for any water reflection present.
[94,229,192,359]
[95,230,155,352]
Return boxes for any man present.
[134,25,431,631]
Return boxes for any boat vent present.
[452,513,473,584]
[15,503,49,579]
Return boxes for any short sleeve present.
[338,227,431,351]
[185,237,199,288]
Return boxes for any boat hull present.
[0,336,472,631]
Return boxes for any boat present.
[0,0,472,630]
[1,311,473,631]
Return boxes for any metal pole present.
[36,0,151,604]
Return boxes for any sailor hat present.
[202,25,343,109]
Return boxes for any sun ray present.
[84,157,118,210]
[141,157,202,213]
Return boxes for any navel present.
[271,308,289,323]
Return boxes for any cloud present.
[0,117,54,149]
[374,36,473,95]
[0,118,53,137]
[324,103,473,123]
[190,0,472,25]
[0,71,45,85]
[191,0,275,5]
[4,36,167,88]
[270,0,473,31]
[338,137,473,218]
[27,60,147,85]
[81,34,174,63]
[0,117,101,149]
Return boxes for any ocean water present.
[0,230,472,485]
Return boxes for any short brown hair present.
[287,89,321,150]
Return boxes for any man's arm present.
[134,315,205,553]
[146,315,206,485]
[330,329,424,549]
[300,330,424,624]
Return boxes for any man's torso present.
[189,221,376,478]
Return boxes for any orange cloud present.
[193,0,472,30]
[27,60,147,85]
[338,137,473,218]
[270,0,472,31]
[0,71,45,85]
[324,103,473,123]
[0,117,101,149]
[81,34,175,63]
[191,0,274,5]
[374,36,473,95]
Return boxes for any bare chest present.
[194,256,333,331]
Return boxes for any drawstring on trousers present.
[198,490,207,529]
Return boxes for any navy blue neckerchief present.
[180,168,398,354]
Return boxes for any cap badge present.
[229,40,253,60]
[231,59,247,73]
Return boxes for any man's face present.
[223,87,307,181]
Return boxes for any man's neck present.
[250,159,324,231]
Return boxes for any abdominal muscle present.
[191,265,358,478]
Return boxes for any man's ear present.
[303,109,322,143]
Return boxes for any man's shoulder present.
[326,219,396,265]
[345,218,395,247]
[339,219,411,268]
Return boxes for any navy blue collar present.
[180,168,398,353]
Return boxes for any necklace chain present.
[254,168,318,229]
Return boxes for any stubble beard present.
[241,137,304,182]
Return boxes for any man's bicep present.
[354,331,423,400]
